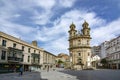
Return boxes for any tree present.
[57,59,64,68]
[58,59,64,64]
[100,58,108,68]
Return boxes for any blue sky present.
[0,0,120,55]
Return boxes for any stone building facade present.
[56,53,70,68]
[43,51,56,69]
[0,31,56,73]
[68,21,91,69]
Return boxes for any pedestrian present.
[29,67,31,72]
[47,66,49,72]
[14,67,16,73]
[19,66,23,76]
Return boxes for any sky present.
[0,0,120,55]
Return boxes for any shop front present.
[0,63,22,73]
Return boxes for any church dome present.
[70,22,76,29]
[82,21,89,28]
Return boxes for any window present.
[88,53,90,56]
[38,58,40,63]
[87,31,89,35]
[22,55,24,61]
[78,40,81,45]
[117,40,119,44]
[34,50,36,53]
[78,53,81,56]
[87,40,89,45]
[28,48,31,53]
[22,46,24,51]
[2,40,7,46]
[1,50,6,60]
[13,43,16,48]
[28,56,30,62]
[13,52,16,57]
[116,54,119,59]
[33,57,35,62]
[119,53,120,59]
[74,32,75,36]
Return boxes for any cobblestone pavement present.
[0,68,78,80]
[0,72,44,80]
[60,69,120,80]
[40,69,78,80]
[1,68,120,80]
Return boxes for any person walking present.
[19,66,23,76]
[14,67,16,73]
[47,66,49,72]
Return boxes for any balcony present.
[31,53,40,57]
[31,60,39,64]
[68,45,91,50]
[31,53,40,65]
[7,47,23,62]
[8,56,23,62]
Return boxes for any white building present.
[100,41,109,59]
[106,36,120,69]
[91,46,101,56]
[91,55,101,68]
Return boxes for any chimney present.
[32,40,37,47]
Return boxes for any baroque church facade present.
[68,21,91,69]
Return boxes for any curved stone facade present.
[68,21,91,69]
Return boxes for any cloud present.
[91,18,120,46]
[31,10,52,25]
[35,0,56,10]
[32,9,107,54]
[58,9,106,29]
[0,4,112,55]
[0,0,120,55]
[0,19,37,41]
[42,37,69,54]
[58,0,76,8]
[0,0,56,25]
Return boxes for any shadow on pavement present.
[59,70,85,80]
[59,69,120,80]
[59,70,100,80]
[0,71,48,80]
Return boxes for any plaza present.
[0,68,120,80]
[0,0,120,80]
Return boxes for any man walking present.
[19,66,23,76]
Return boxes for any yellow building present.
[43,51,56,69]
[56,53,70,68]
[68,21,91,69]
[0,31,56,73]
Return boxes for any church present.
[68,21,91,69]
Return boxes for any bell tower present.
[81,21,90,36]
[68,23,77,37]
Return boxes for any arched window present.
[87,30,89,35]
[87,40,89,45]
[88,53,90,56]
[78,40,81,45]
